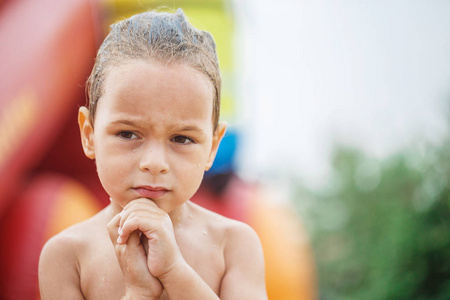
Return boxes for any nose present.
[139,141,169,175]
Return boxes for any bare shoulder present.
[39,208,108,299]
[190,201,260,243]
[41,207,106,258]
[188,202,267,299]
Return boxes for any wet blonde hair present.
[86,8,221,130]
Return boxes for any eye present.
[117,131,138,140]
[171,135,195,145]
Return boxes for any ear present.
[78,106,95,159]
[205,122,227,171]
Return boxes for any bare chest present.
[79,233,225,299]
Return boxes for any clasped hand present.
[107,199,183,299]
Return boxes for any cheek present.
[95,147,114,176]
[191,159,209,183]
[174,156,207,189]
[94,146,131,190]
[172,145,211,170]
[95,157,132,207]
[174,157,205,177]
[95,158,118,191]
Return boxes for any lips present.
[133,186,169,199]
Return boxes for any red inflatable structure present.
[0,0,105,298]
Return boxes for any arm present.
[156,258,220,300]
[38,234,85,300]
[157,222,267,300]
[219,222,268,300]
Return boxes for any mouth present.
[133,186,169,199]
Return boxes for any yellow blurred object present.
[102,0,235,121]
[44,179,102,239]
[0,88,38,169]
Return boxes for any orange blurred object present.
[193,176,317,300]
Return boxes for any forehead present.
[105,60,212,98]
[96,61,214,126]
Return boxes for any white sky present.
[231,0,450,188]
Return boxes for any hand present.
[108,211,164,299]
[116,199,184,279]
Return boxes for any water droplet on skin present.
[126,267,130,272]
[189,214,193,219]
[102,277,106,282]
[202,231,207,235]
[212,244,217,248]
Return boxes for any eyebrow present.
[108,120,207,134]
[109,119,143,127]
[177,125,205,133]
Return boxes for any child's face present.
[79,61,226,214]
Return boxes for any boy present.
[38,9,267,300]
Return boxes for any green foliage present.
[296,142,450,300]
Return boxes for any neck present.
[168,200,192,227]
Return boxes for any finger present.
[120,208,171,243]
[140,234,149,256]
[118,200,163,244]
[115,231,146,270]
[123,198,159,211]
[127,229,141,248]
[115,231,149,282]
[107,212,121,245]
[119,199,159,229]
[118,213,152,245]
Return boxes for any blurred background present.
[0,0,449,299]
